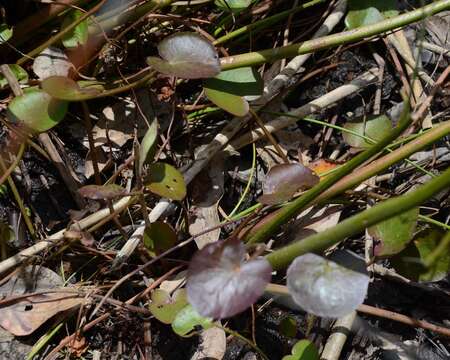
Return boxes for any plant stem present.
[214,0,325,45]
[16,0,109,66]
[246,103,412,244]
[220,0,450,70]
[266,166,450,270]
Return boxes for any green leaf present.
[0,222,14,247]
[204,67,262,116]
[345,0,398,29]
[7,88,68,133]
[279,316,297,338]
[343,114,392,149]
[139,119,158,173]
[172,304,213,337]
[0,24,13,43]
[0,65,28,89]
[282,339,320,360]
[61,10,89,48]
[215,0,253,13]
[370,207,419,257]
[143,221,177,257]
[41,76,103,101]
[392,228,450,282]
[149,289,188,324]
[145,162,186,201]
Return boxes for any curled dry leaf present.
[287,253,369,318]
[0,292,86,336]
[191,326,226,360]
[147,32,220,79]
[187,238,272,319]
[259,163,319,205]
[78,184,127,200]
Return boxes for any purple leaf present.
[259,163,319,205]
[287,253,369,318]
[187,238,272,319]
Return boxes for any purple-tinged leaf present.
[187,238,272,319]
[287,253,369,318]
[147,32,220,79]
[78,184,127,200]
[259,163,319,205]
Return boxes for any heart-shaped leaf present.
[0,23,12,43]
[282,339,320,360]
[61,9,89,48]
[145,162,186,201]
[7,88,68,133]
[139,119,158,172]
[0,65,28,89]
[41,76,103,101]
[342,114,392,149]
[204,67,263,116]
[215,0,252,13]
[172,304,213,337]
[149,289,188,324]
[147,32,220,79]
[369,207,419,257]
[186,238,272,319]
[391,228,450,282]
[78,184,127,200]
[287,253,369,318]
[144,221,177,257]
[345,0,398,29]
[259,163,319,205]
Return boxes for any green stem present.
[17,0,108,66]
[220,0,450,70]
[245,103,412,244]
[266,166,450,270]
[214,0,325,45]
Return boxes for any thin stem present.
[220,0,450,70]
[266,166,450,270]
[214,0,325,45]
[246,102,412,244]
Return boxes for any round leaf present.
[78,184,127,200]
[391,228,450,282]
[149,289,188,324]
[282,339,320,360]
[369,207,419,257]
[147,32,220,79]
[172,304,213,337]
[41,76,102,101]
[342,114,392,149]
[0,65,28,89]
[187,238,272,319]
[259,163,319,205]
[7,88,68,133]
[61,10,89,48]
[287,253,369,318]
[145,162,186,201]
[143,221,177,257]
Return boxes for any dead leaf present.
[32,47,73,80]
[189,156,224,249]
[84,145,111,179]
[191,326,226,360]
[0,292,86,336]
